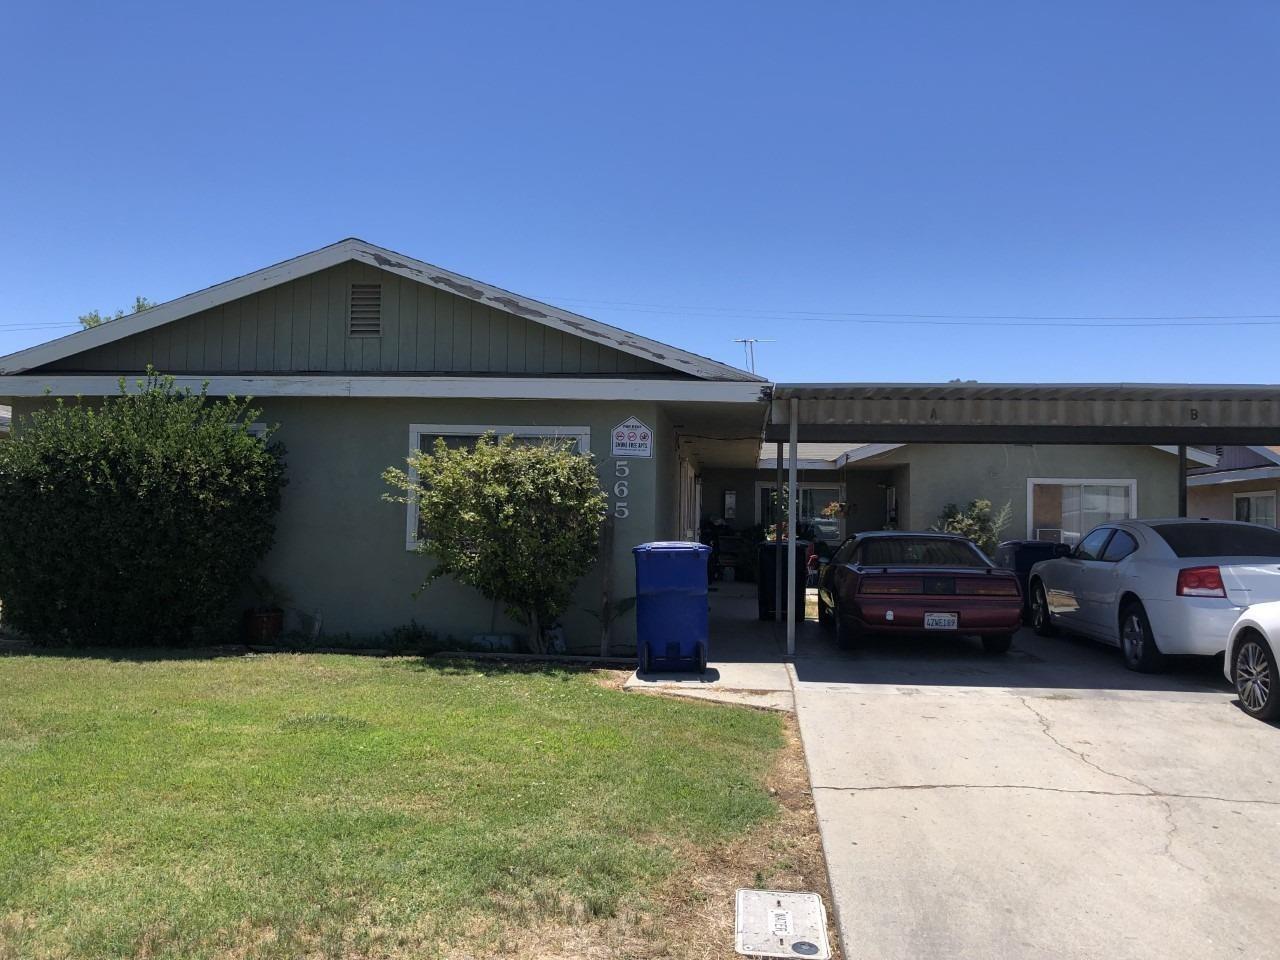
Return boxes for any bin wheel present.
[638,643,650,676]
[695,643,707,674]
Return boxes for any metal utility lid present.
[734,889,832,959]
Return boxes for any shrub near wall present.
[0,372,286,645]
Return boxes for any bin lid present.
[633,541,710,553]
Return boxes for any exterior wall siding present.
[43,262,675,377]
[1188,478,1280,522]
[699,444,1181,544]
[892,444,1180,535]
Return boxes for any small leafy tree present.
[0,371,287,644]
[384,434,606,653]
[79,295,155,329]
[931,499,1012,555]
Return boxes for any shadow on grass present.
[0,636,617,681]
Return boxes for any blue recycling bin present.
[633,541,711,674]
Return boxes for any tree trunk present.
[528,607,544,654]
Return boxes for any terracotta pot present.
[243,607,284,643]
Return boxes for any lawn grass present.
[0,653,784,959]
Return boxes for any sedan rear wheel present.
[1030,582,1057,637]
[1120,602,1165,673]
[1234,633,1279,721]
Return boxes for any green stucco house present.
[0,239,766,650]
[0,239,1216,652]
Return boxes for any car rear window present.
[858,537,989,567]
[1148,522,1280,558]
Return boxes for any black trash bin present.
[757,539,809,622]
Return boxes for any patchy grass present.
[0,654,785,959]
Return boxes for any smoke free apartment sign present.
[611,417,653,458]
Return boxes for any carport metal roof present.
[764,381,1280,657]
[765,382,1280,445]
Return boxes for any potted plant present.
[244,576,290,643]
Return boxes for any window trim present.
[1026,477,1138,541]
[1233,490,1278,527]
[404,423,591,550]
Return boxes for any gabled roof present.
[0,239,764,382]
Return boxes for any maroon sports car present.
[816,531,1022,653]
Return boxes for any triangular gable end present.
[1,239,763,382]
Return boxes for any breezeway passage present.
[793,629,1280,960]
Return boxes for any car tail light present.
[959,578,1021,597]
[1176,565,1226,598]
[860,577,923,595]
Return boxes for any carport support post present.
[775,441,784,623]
[1178,443,1188,517]
[786,398,799,657]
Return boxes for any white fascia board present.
[1247,446,1280,465]
[0,239,763,383]
[835,443,905,467]
[1152,444,1218,466]
[1187,466,1280,487]
[0,375,767,404]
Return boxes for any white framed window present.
[1027,478,1137,545]
[404,423,591,549]
[753,481,846,545]
[1234,491,1277,527]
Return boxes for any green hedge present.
[0,372,286,645]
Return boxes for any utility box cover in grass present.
[735,889,831,959]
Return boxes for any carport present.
[765,382,1280,655]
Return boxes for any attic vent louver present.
[348,284,382,337]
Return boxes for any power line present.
[541,296,1280,326]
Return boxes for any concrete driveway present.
[792,627,1280,960]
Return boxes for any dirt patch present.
[590,668,633,692]
[456,714,840,960]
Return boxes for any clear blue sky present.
[2,1,1277,383]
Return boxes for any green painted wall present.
[42,262,673,377]
[888,444,1181,535]
[7,395,667,652]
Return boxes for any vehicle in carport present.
[1027,519,1280,672]
[816,531,1023,653]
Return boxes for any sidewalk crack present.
[1018,696,1152,793]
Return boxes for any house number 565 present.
[613,460,630,519]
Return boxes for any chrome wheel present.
[1236,640,1272,714]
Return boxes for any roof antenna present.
[732,338,774,374]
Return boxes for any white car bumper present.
[1142,596,1241,656]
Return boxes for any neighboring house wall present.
[9,394,672,650]
[41,262,674,377]
[1189,478,1280,523]
[890,444,1180,536]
